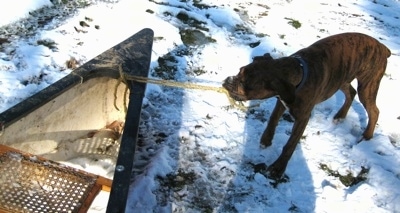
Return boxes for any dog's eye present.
[243,81,254,90]
[244,85,253,90]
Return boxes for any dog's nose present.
[222,76,234,89]
[223,76,234,85]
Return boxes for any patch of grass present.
[285,17,302,29]
[389,133,400,147]
[66,57,78,69]
[153,53,179,80]
[175,47,192,57]
[153,46,199,79]
[154,132,168,144]
[249,41,261,48]
[155,168,197,207]
[191,196,214,213]
[288,203,300,212]
[76,0,91,8]
[0,38,9,47]
[234,24,252,34]
[180,29,199,46]
[247,109,267,122]
[153,36,164,41]
[259,11,269,17]
[157,169,197,191]
[180,29,215,46]
[193,0,216,9]
[319,163,369,187]
[255,32,268,38]
[176,12,209,31]
[21,73,47,86]
[163,11,173,17]
[176,12,203,25]
[384,72,392,78]
[257,3,270,10]
[192,67,207,76]
[37,39,57,50]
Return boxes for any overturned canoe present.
[0,28,154,213]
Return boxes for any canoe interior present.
[0,77,128,162]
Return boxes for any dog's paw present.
[356,132,374,143]
[259,140,272,149]
[251,162,289,187]
[333,118,344,124]
[266,166,285,181]
[269,174,290,188]
[357,136,365,143]
[264,166,289,187]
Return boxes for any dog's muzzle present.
[222,76,245,101]
[222,76,238,93]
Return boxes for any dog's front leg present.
[260,99,286,148]
[267,117,309,180]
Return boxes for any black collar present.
[292,55,309,91]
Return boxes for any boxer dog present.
[223,32,391,180]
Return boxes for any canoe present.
[0,28,154,213]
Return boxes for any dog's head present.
[222,53,296,104]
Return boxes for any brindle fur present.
[223,32,391,180]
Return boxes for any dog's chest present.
[278,97,291,111]
[277,97,296,118]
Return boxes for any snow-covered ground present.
[1,0,400,212]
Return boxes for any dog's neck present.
[291,55,309,91]
[273,57,305,89]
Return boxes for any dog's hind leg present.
[357,78,382,140]
[334,83,357,120]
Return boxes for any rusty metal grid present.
[0,151,97,213]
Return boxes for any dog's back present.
[294,32,390,140]
[306,33,390,71]
[293,32,390,102]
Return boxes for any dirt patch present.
[320,163,369,187]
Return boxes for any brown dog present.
[223,32,391,180]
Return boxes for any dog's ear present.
[253,53,273,62]
[263,53,273,60]
[270,78,296,104]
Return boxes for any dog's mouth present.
[222,76,248,101]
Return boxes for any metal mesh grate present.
[0,151,97,213]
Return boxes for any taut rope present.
[114,65,251,112]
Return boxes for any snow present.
[0,0,52,27]
[1,0,400,212]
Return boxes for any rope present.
[113,66,129,112]
[114,65,254,111]
[127,75,227,93]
